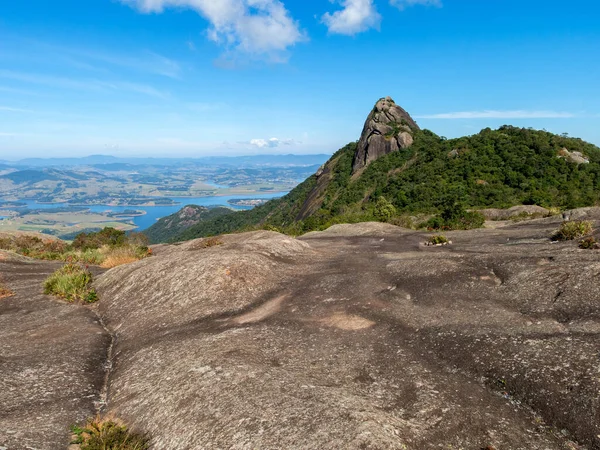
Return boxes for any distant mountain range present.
[0,154,330,169]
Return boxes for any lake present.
[1,192,286,230]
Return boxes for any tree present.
[374,196,397,222]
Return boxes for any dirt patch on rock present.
[319,312,375,330]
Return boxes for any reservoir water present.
[1,192,286,230]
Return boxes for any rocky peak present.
[352,97,420,173]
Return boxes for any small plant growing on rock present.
[579,237,599,249]
[196,237,224,249]
[0,280,13,299]
[553,220,593,241]
[71,416,149,450]
[43,262,98,303]
[426,235,450,246]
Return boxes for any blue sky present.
[0,0,599,158]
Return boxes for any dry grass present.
[191,237,224,250]
[0,229,151,268]
[72,415,149,450]
[100,245,150,269]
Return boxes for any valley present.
[0,155,327,238]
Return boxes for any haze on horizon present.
[0,0,598,159]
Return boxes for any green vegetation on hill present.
[164,126,600,242]
[144,205,234,244]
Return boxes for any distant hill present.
[160,97,600,243]
[145,205,234,244]
[9,154,330,169]
[0,169,61,184]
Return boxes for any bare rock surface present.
[0,258,109,450]
[91,214,600,449]
[3,212,600,449]
[558,147,590,164]
[352,97,420,173]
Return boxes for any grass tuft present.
[194,237,224,249]
[71,416,149,450]
[43,263,98,303]
[553,220,593,241]
[426,234,450,246]
[579,236,599,249]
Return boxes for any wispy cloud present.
[415,110,577,119]
[390,0,442,10]
[0,69,169,99]
[322,0,381,35]
[121,0,305,62]
[0,105,36,113]
[78,49,181,78]
[249,137,297,148]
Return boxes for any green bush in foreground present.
[554,220,593,241]
[427,234,450,245]
[72,416,149,450]
[43,263,98,303]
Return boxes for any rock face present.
[4,209,600,449]
[479,205,551,220]
[352,97,420,173]
[0,258,109,450]
[558,147,590,164]
[92,211,599,449]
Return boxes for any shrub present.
[422,194,486,231]
[579,237,599,249]
[43,263,98,303]
[427,234,450,245]
[72,227,127,250]
[72,416,149,450]
[424,210,485,231]
[0,228,151,268]
[554,220,593,241]
[374,196,397,222]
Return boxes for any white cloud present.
[0,70,169,99]
[390,0,442,10]
[415,110,576,119]
[121,0,305,61]
[322,0,381,35]
[249,137,296,148]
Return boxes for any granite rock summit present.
[352,96,420,173]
